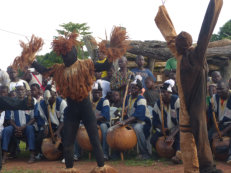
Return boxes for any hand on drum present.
[212,132,223,139]
[116,121,126,126]
[54,131,61,139]
[212,132,222,139]
[44,125,49,136]
[165,135,174,143]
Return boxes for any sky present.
[0,0,230,71]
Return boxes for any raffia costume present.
[13,27,128,173]
[155,0,223,172]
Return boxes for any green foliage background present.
[210,19,231,41]
[36,22,92,68]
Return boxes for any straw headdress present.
[98,26,130,62]
[12,35,43,71]
[52,32,80,56]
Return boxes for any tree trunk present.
[221,59,231,82]
[148,58,155,72]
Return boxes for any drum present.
[41,137,62,160]
[155,136,175,158]
[212,136,230,161]
[76,125,102,151]
[106,125,137,151]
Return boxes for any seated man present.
[0,86,10,135]
[151,81,181,163]
[117,75,152,160]
[2,82,36,163]
[208,80,231,164]
[92,82,110,160]
[35,85,67,160]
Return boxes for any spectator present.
[23,68,43,89]
[92,82,110,160]
[151,81,181,164]
[131,55,156,89]
[143,77,159,113]
[110,56,134,99]
[164,57,177,78]
[31,83,43,102]
[35,85,66,160]
[117,75,152,160]
[96,50,108,78]
[207,80,231,164]
[0,69,10,86]
[211,71,222,84]
[0,86,9,137]
[7,66,30,92]
[2,82,36,164]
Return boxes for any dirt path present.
[2,159,231,173]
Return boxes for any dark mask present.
[62,46,78,67]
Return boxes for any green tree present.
[36,22,92,67]
[36,51,63,68]
[210,20,231,41]
[57,22,92,59]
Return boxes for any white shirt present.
[0,111,5,137]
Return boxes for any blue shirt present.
[125,95,152,138]
[131,68,156,89]
[96,97,110,122]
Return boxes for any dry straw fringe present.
[12,35,43,71]
[45,59,95,102]
[52,32,80,56]
[98,26,130,62]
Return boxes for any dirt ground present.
[2,159,231,173]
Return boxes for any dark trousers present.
[63,97,104,168]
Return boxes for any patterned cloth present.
[110,70,134,99]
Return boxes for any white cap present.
[131,75,142,85]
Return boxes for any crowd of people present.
[0,53,230,168]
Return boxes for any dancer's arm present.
[0,96,34,110]
[31,61,52,75]
[154,5,179,59]
[195,0,223,65]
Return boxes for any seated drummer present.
[208,80,231,164]
[150,80,181,164]
[35,85,67,160]
[92,82,110,161]
[117,75,152,160]
[2,82,37,164]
